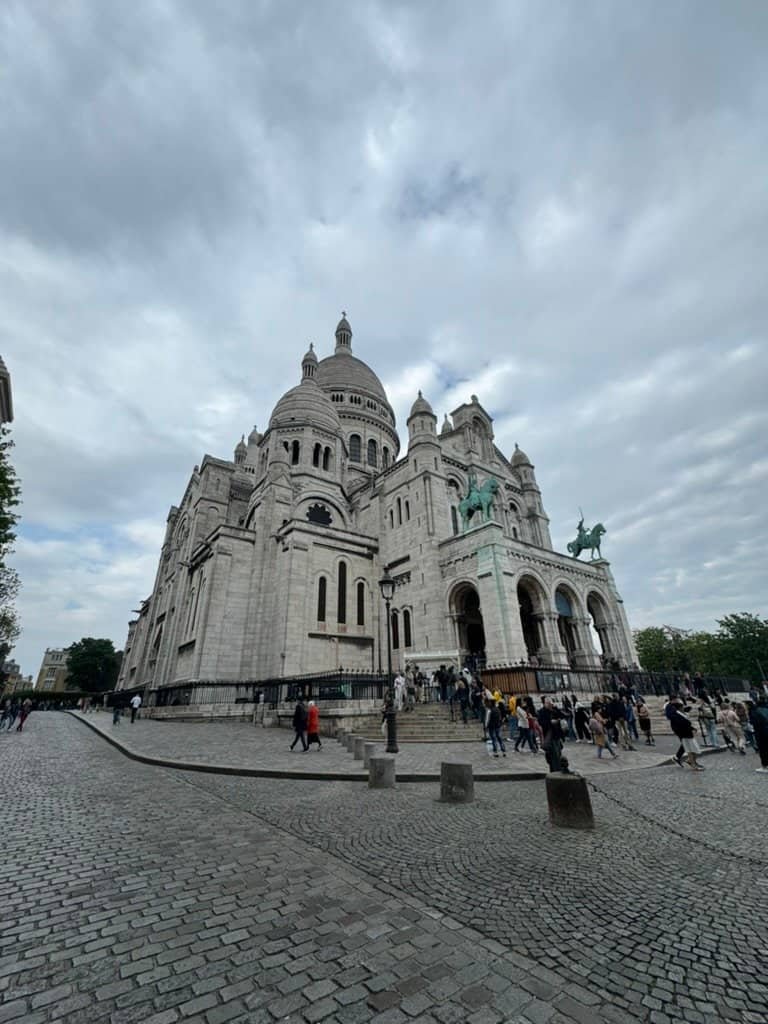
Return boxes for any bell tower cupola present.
[301,343,318,380]
[334,312,353,355]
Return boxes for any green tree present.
[715,613,768,683]
[0,427,21,557]
[65,638,122,693]
[634,627,673,671]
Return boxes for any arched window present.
[451,506,459,536]
[405,500,410,521]
[389,509,394,528]
[291,440,300,465]
[391,610,400,649]
[337,562,347,624]
[349,435,361,462]
[317,577,326,622]
[357,581,365,626]
[313,443,321,468]
[367,439,378,467]
[397,498,402,525]
[403,609,412,648]
[323,446,331,471]
[382,447,390,469]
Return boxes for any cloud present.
[2,0,767,674]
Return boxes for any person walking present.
[112,694,123,726]
[290,697,308,751]
[574,700,592,742]
[748,697,768,773]
[637,700,654,745]
[589,709,618,760]
[514,702,535,752]
[393,671,406,712]
[486,700,507,758]
[15,697,33,733]
[507,694,518,741]
[129,693,142,723]
[668,699,704,770]
[0,698,11,731]
[697,698,718,748]
[719,702,746,755]
[306,700,322,750]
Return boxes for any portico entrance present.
[451,583,486,667]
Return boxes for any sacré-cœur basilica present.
[116,315,637,700]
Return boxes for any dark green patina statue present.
[459,474,499,530]
[568,511,606,560]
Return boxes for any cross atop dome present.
[335,312,353,355]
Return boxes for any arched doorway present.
[451,584,486,668]
[517,580,542,662]
[555,588,578,666]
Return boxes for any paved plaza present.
[1,714,766,1024]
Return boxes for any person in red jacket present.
[306,701,322,750]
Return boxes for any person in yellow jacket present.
[507,694,518,740]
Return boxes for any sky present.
[2,0,767,677]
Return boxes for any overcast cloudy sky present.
[3,0,767,676]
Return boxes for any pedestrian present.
[697,698,718,748]
[112,694,123,726]
[625,699,639,742]
[507,694,518,741]
[589,709,618,760]
[538,697,564,772]
[0,698,11,731]
[607,693,634,750]
[574,699,592,742]
[393,671,406,711]
[636,700,654,745]
[306,700,322,750]
[486,700,507,758]
[290,697,308,751]
[438,665,447,704]
[514,702,535,752]
[719,701,746,755]
[748,697,768,773]
[129,693,142,723]
[668,699,704,770]
[15,697,33,733]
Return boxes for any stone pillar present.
[344,734,356,752]
[545,773,594,829]
[353,736,365,760]
[439,763,474,803]
[363,742,376,768]
[368,756,396,789]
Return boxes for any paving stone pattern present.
[1,715,765,1024]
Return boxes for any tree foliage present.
[0,427,21,664]
[65,638,122,693]
[634,613,768,682]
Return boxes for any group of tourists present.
[288,697,323,752]
[0,697,33,733]
[663,690,768,772]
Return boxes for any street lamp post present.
[378,568,398,754]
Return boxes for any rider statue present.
[576,516,589,549]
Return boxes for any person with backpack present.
[668,699,704,770]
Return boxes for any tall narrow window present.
[291,440,300,465]
[349,434,361,462]
[389,509,394,528]
[323,446,331,471]
[357,581,365,626]
[405,500,410,521]
[391,610,400,649]
[317,576,327,622]
[337,562,347,624]
[403,609,412,648]
[451,506,459,535]
[397,498,402,525]
[367,439,378,467]
[313,443,321,467]
[382,446,390,469]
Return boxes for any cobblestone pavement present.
[2,716,766,1024]
[68,711,686,779]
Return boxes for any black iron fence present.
[479,665,747,697]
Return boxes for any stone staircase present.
[349,695,675,745]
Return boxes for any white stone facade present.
[117,317,637,693]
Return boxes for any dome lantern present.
[302,342,318,381]
[334,312,353,355]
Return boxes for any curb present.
[65,713,547,783]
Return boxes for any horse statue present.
[567,518,606,560]
[459,475,499,531]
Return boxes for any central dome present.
[316,354,389,404]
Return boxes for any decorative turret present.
[248,424,262,446]
[334,312,352,355]
[301,343,318,380]
[407,390,438,446]
[234,435,247,466]
[511,443,531,467]
[511,443,552,549]
[441,414,453,435]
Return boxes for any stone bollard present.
[545,772,594,829]
[353,736,366,761]
[363,742,376,768]
[337,730,347,744]
[368,756,396,789]
[440,762,474,804]
[344,734,356,752]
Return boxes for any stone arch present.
[516,572,550,663]
[553,582,583,666]
[448,580,486,666]
[586,589,615,661]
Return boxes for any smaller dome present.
[248,425,262,445]
[441,414,453,435]
[408,390,435,419]
[302,343,318,365]
[511,443,531,466]
[235,435,247,453]
[269,378,342,435]
[336,314,352,336]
